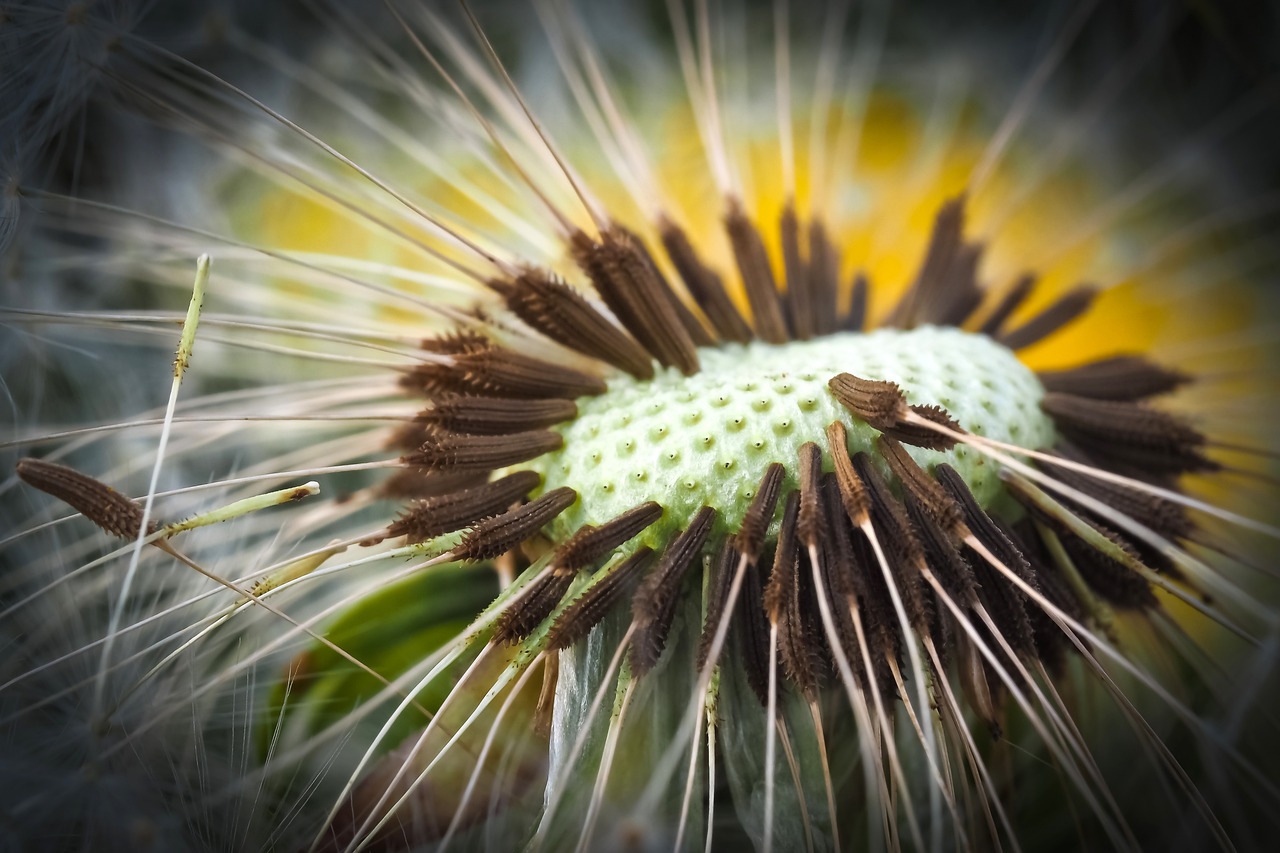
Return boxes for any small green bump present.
[711,394,731,408]
[684,409,703,425]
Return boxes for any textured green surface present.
[523,326,1055,548]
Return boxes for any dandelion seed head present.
[3,1,1280,851]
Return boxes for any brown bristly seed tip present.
[696,543,740,672]
[843,272,868,332]
[549,502,664,575]
[825,421,870,526]
[996,284,1099,351]
[851,453,930,631]
[887,194,974,329]
[407,428,563,473]
[934,464,1039,656]
[658,218,753,344]
[501,268,655,379]
[546,548,655,651]
[766,491,825,697]
[454,487,577,562]
[418,395,577,436]
[827,374,961,450]
[733,462,786,559]
[1036,355,1191,402]
[977,272,1036,336]
[1059,529,1159,611]
[806,219,842,337]
[629,506,717,677]
[384,470,542,544]
[1038,445,1193,541]
[817,475,865,674]
[828,373,907,432]
[724,200,788,344]
[408,332,606,399]
[735,555,772,706]
[780,203,814,340]
[893,404,963,451]
[569,226,701,375]
[876,436,966,536]
[16,458,155,540]
[1040,392,1217,475]
[795,442,823,548]
[493,570,577,645]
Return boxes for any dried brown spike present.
[734,558,772,705]
[934,464,1038,657]
[570,227,701,375]
[1040,392,1217,475]
[502,269,655,379]
[825,421,870,526]
[407,429,563,473]
[406,336,607,400]
[454,487,577,562]
[780,204,814,340]
[733,462,787,560]
[1061,531,1158,611]
[386,470,542,543]
[1036,356,1191,402]
[16,458,153,539]
[887,195,969,329]
[550,502,664,574]
[902,490,976,604]
[817,476,865,677]
[419,330,489,356]
[1038,445,1193,542]
[377,468,487,501]
[933,242,986,328]
[659,219,753,344]
[420,396,577,436]
[884,404,962,452]
[795,442,824,548]
[724,201,788,344]
[842,272,868,332]
[765,493,826,697]
[1003,518,1076,673]
[493,571,576,644]
[876,436,965,536]
[977,272,1036,336]
[546,548,655,651]
[996,285,1098,351]
[630,506,717,676]
[806,220,841,337]
[696,544,741,672]
[627,228,717,348]
[852,452,930,632]
[763,492,802,624]
[828,373,907,431]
